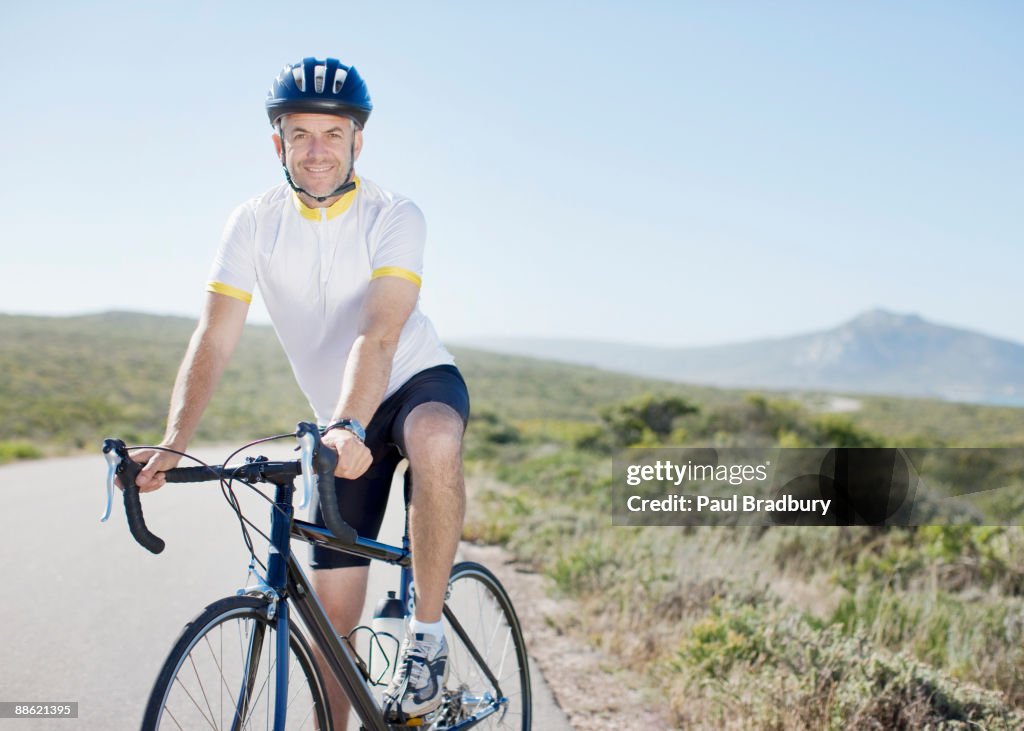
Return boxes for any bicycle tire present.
[436,561,532,730]
[141,595,331,730]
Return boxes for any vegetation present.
[4,311,1024,727]
[0,440,42,464]
[0,312,308,450]
[463,392,1024,728]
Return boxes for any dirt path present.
[460,544,674,730]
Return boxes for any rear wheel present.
[434,561,532,730]
[142,595,330,730]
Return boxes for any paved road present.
[0,447,570,730]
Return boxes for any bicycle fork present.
[231,479,318,731]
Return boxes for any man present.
[131,56,469,725]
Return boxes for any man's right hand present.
[122,447,184,493]
[322,428,372,480]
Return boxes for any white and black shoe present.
[382,632,449,723]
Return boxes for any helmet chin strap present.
[280,139,356,203]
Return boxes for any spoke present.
[483,601,502,667]
[495,628,513,686]
[188,651,220,728]
[295,701,316,730]
[285,652,311,717]
[284,635,321,728]
[203,628,240,728]
[475,584,488,659]
[164,706,185,731]
[172,674,218,731]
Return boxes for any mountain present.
[5,310,1024,453]
[466,309,1024,407]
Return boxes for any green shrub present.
[671,601,1024,729]
[812,414,885,448]
[0,440,43,463]
[599,393,698,447]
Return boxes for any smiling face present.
[273,113,364,206]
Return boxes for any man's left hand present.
[322,428,372,480]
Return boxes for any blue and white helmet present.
[266,57,372,128]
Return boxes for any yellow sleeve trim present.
[206,281,253,304]
[371,267,422,287]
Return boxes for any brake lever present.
[297,426,317,509]
[101,438,126,522]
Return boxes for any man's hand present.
[123,447,184,493]
[322,428,372,480]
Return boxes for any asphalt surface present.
[0,446,570,730]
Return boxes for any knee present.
[404,403,464,470]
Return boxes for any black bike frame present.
[261,475,503,731]
[254,473,404,731]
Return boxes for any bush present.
[0,440,43,463]
[812,414,885,448]
[671,601,1024,729]
[599,393,699,447]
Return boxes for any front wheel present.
[141,595,331,730]
[436,561,532,730]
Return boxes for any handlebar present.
[103,440,165,554]
[101,422,356,554]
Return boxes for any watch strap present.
[323,418,366,442]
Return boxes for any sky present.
[1,1,1021,347]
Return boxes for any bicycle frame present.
[242,471,399,731]
[255,473,505,730]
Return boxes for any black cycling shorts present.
[308,364,470,570]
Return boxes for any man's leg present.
[312,566,370,728]
[404,402,466,622]
[382,401,465,720]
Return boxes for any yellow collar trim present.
[292,175,360,221]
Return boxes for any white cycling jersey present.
[206,175,455,424]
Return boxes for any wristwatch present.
[324,418,366,442]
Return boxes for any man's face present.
[273,113,363,199]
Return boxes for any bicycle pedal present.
[394,708,439,727]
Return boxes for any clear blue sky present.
[2,1,1021,346]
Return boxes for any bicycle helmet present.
[266,57,372,128]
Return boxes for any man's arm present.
[323,275,420,478]
[135,292,249,491]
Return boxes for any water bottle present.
[371,591,406,686]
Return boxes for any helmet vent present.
[333,68,349,93]
[267,58,372,128]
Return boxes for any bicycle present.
[101,422,532,730]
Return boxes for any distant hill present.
[465,309,1024,407]
[0,311,726,448]
[4,310,1024,453]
